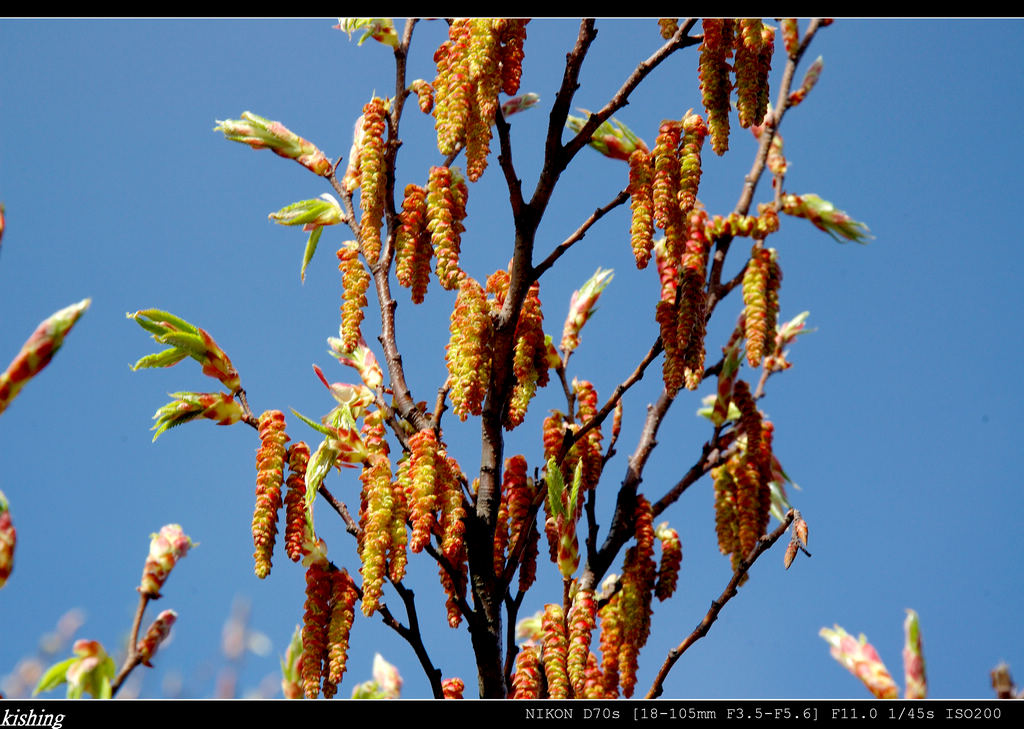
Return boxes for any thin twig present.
[389,579,446,698]
[556,336,662,466]
[646,510,796,698]
[110,593,151,696]
[533,189,630,281]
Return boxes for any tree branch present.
[532,188,630,281]
[707,19,824,310]
[646,510,797,699]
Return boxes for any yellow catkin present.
[699,19,735,156]
[326,569,358,687]
[408,430,438,553]
[445,277,493,420]
[542,604,570,698]
[252,411,288,579]
[358,97,388,265]
[338,242,370,352]
[628,149,655,269]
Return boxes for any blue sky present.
[1,18,1022,700]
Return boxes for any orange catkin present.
[283,442,310,562]
[252,411,288,579]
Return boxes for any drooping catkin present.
[252,411,288,579]
[445,276,493,420]
[357,97,388,265]
[699,19,735,156]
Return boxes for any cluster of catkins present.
[398,429,469,627]
[711,381,778,576]
[698,18,775,155]
[442,265,549,429]
[628,113,713,393]
[394,165,470,303]
[251,411,322,580]
[299,558,359,699]
[493,455,540,593]
[433,18,528,180]
[511,497,682,699]
[628,103,783,393]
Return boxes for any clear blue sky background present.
[1,19,1021,700]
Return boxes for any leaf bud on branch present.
[214,111,332,176]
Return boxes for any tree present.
[4,18,877,699]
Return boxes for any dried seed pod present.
[252,410,289,579]
[628,149,655,269]
[699,19,735,155]
[783,540,799,569]
[446,276,493,420]
[338,242,371,353]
